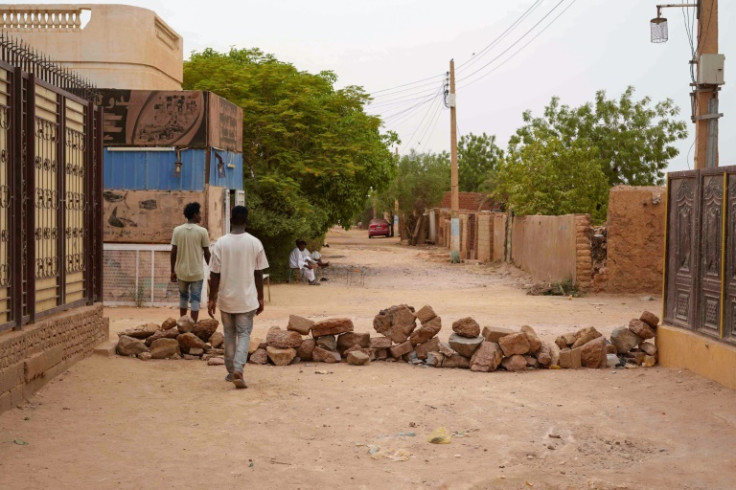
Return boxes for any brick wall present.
[0,304,108,412]
[575,214,593,290]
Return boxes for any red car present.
[368,218,392,238]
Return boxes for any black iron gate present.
[0,38,103,333]
[665,166,736,344]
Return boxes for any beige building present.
[0,4,183,90]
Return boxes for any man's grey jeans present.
[221,310,256,375]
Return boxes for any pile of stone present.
[116,316,223,362]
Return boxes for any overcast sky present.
[50,0,736,173]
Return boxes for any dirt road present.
[1,228,735,489]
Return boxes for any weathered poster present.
[98,90,207,147]
[208,93,243,151]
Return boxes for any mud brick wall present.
[492,213,507,262]
[575,214,593,290]
[603,186,665,294]
[0,305,108,413]
[476,212,493,262]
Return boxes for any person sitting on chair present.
[309,248,329,281]
[289,240,320,285]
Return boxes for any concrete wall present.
[476,212,493,263]
[602,186,665,293]
[103,186,227,244]
[492,213,507,262]
[511,215,578,284]
[1,4,183,90]
[0,305,108,412]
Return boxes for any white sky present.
[43,0,736,173]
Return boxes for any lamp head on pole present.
[650,13,668,43]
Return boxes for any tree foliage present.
[508,86,688,187]
[183,48,397,277]
[378,150,450,242]
[458,132,503,192]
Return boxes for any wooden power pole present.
[449,59,459,258]
[694,0,720,169]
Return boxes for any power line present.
[456,0,569,84]
[458,0,579,90]
[456,0,544,73]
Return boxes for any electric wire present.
[458,0,579,90]
[456,0,544,73]
[405,93,444,150]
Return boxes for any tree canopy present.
[183,48,397,276]
[458,132,504,193]
[507,86,688,187]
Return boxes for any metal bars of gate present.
[664,166,736,346]
[0,61,103,333]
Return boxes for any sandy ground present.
[1,228,736,489]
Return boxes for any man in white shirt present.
[207,206,269,389]
[288,239,320,285]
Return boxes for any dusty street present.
[1,228,735,489]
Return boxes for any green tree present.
[378,150,450,243]
[458,132,503,192]
[183,48,397,278]
[509,87,688,186]
[496,138,610,223]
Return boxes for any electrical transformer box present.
[699,54,725,85]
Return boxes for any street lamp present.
[650,4,698,43]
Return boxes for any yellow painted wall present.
[658,325,736,390]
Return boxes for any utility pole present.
[694,0,720,169]
[449,59,460,259]
[394,147,399,238]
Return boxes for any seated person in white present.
[288,239,320,285]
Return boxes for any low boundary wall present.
[0,305,108,412]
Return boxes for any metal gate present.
[664,166,736,344]
[0,37,103,333]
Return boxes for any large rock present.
[312,346,341,363]
[145,329,166,347]
[267,346,297,366]
[414,305,437,323]
[297,339,316,361]
[248,338,264,355]
[580,337,607,368]
[312,318,354,337]
[409,316,442,345]
[452,317,480,338]
[438,342,457,358]
[370,337,392,349]
[470,342,503,372]
[177,333,205,353]
[555,333,576,349]
[558,347,582,369]
[640,311,660,328]
[118,323,160,339]
[629,319,656,340]
[373,305,416,342]
[373,348,388,360]
[316,335,337,351]
[337,332,370,354]
[610,327,643,354]
[482,326,514,343]
[347,351,370,366]
[161,317,177,330]
[548,340,561,367]
[442,354,470,369]
[498,332,531,357]
[267,326,303,349]
[448,333,484,358]
[502,354,527,372]
[390,340,413,358]
[287,315,314,335]
[117,336,149,356]
[425,352,444,368]
[193,319,219,342]
[207,357,225,366]
[520,325,542,353]
[176,316,195,334]
[209,331,224,349]
[415,338,440,360]
[572,327,602,348]
[640,341,657,356]
[149,338,180,359]
[536,342,552,368]
[249,348,268,365]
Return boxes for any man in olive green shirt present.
[171,202,211,321]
